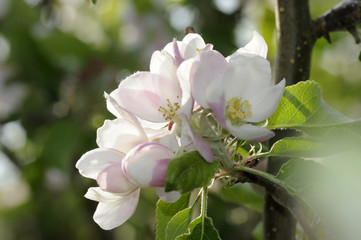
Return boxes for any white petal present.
[228,31,268,60]
[92,188,140,230]
[76,149,125,180]
[224,54,271,100]
[245,79,286,122]
[110,72,181,122]
[181,33,206,59]
[85,187,128,202]
[97,162,138,194]
[149,50,177,80]
[96,119,148,153]
[155,187,181,203]
[226,122,275,142]
[123,143,174,188]
[159,133,180,152]
[190,50,228,108]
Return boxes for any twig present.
[237,170,319,240]
[314,0,361,44]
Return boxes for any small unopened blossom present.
[187,31,285,141]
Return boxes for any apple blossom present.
[76,116,180,230]
[108,34,215,162]
[187,31,285,141]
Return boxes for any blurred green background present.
[0,0,360,239]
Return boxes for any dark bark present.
[267,1,361,239]
[266,0,315,239]
[314,0,361,44]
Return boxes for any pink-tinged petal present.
[206,76,227,129]
[97,119,148,153]
[173,38,184,66]
[224,54,271,100]
[149,158,170,187]
[228,31,268,60]
[149,50,177,80]
[225,121,275,142]
[76,148,125,180]
[181,33,206,59]
[179,114,214,163]
[190,50,228,108]
[245,79,286,123]
[163,40,181,58]
[154,187,181,203]
[123,143,174,188]
[201,43,213,52]
[110,72,181,122]
[97,162,138,194]
[90,188,140,230]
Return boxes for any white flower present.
[187,31,285,141]
[76,116,180,230]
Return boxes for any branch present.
[237,170,319,240]
[314,0,361,44]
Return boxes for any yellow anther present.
[225,97,253,125]
[158,96,181,121]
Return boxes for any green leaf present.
[156,194,190,240]
[220,183,264,212]
[267,81,353,130]
[165,207,194,240]
[359,51,361,62]
[176,216,221,240]
[166,151,219,193]
[91,0,97,4]
[276,159,325,195]
[264,136,326,159]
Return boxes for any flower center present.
[225,97,252,125]
[158,96,181,121]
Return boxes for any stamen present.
[225,97,253,125]
[158,96,181,121]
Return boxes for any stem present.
[200,187,208,240]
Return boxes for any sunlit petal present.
[92,188,140,230]
[190,50,228,108]
[228,31,268,60]
[96,119,148,153]
[76,148,125,180]
[224,54,271,100]
[246,79,286,122]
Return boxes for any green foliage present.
[264,136,326,159]
[165,207,194,240]
[176,216,221,240]
[165,151,219,193]
[268,81,353,130]
[220,183,263,212]
[276,159,326,196]
[156,194,190,240]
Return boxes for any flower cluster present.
[76,31,285,230]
